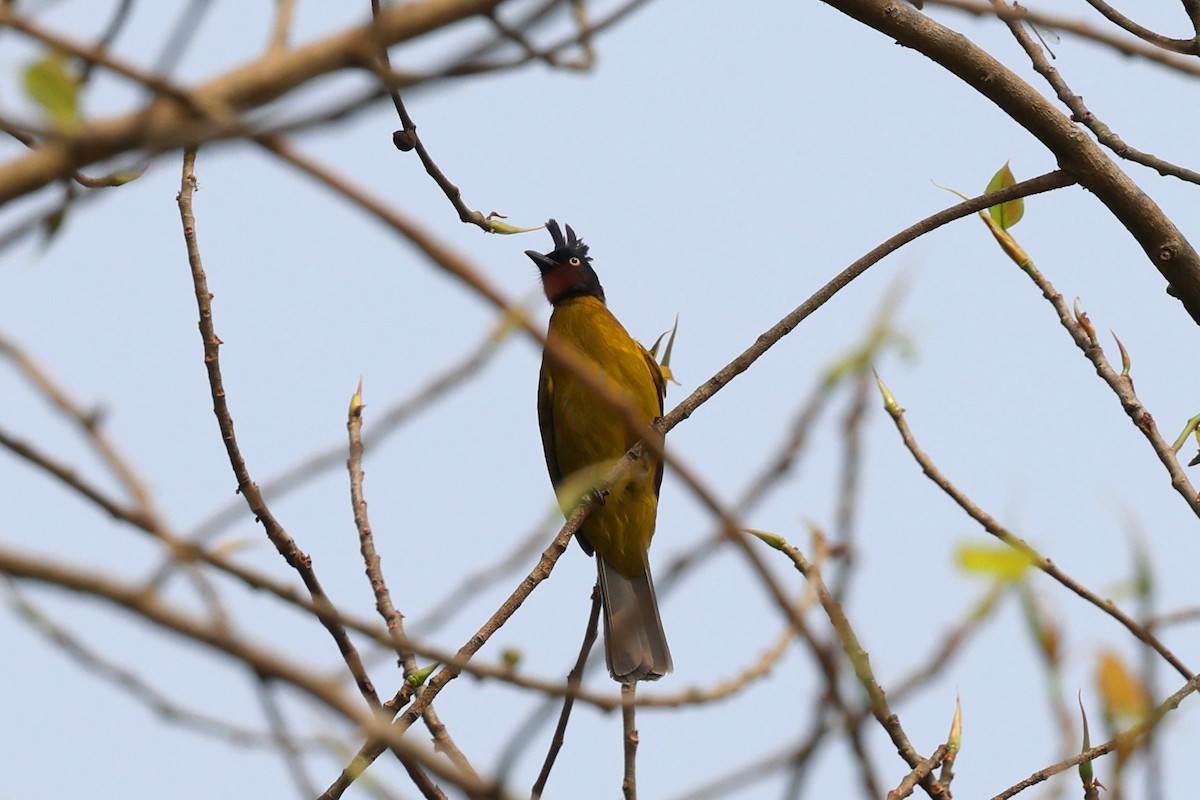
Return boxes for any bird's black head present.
[525,219,605,305]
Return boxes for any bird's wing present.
[638,343,667,496]
[639,345,667,415]
[537,359,563,489]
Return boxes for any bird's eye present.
[568,257,581,266]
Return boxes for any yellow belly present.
[540,296,663,577]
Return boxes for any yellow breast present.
[540,296,664,576]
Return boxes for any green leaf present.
[405,663,438,687]
[487,218,542,234]
[23,51,81,131]
[660,315,679,368]
[985,162,1024,230]
[106,167,147,187]
[1170,412,1200,453]
[501,648,521,670]
[745,528,788,551]
[931,180,970,202]
[947,694,962,754]
[956,541,1036,582]
[873,369,901,415]
[40,206,67,247]
[1019,584,1060,664]
[1078,694,1094,784]
[647,315,681,385]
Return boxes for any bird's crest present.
[546,219,591,262]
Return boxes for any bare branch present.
[926,0,1200,74]
[177,147,382,713]
[879,386,1195,680]
[1079,0,1198,54]
[991,0,1200,186]
[822,0,1200,325]
[0,0,506,205]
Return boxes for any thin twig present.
[569,0,597,68]
[1079,0,1197,53]
[233,0,659,141]
[990,671,1200,799]
[634,624,796,708]
[991,0,1200,186]
[318,497,590,800]
[1148,606,1200,628]
[0,408,450,667]
[878,384,1195,681]
[621,683,639,800]
[671,710,834,800]
[0,544,505,797]
[347,384,454,798]
[370,0,490,230]
[1186,0,1200,37]
[151,0,217,77]
[484,8,590,71]
[411,514,552,636]
[0,6,212,111]
[78,0,136,81]
[0,423,155,531]
[888,584,1005,699]
[658,171,1074,433]
[176,147,383,712]
[174,315,511,552]
[255,676,320,798]
[830,371,870,599]
[0,331,157,517]
[530,586,602,799]
[887,744,949,800]
[3,576,299,749]
[0,0,507,206]
[1008,259,1200,517]
[924,1,1200,74]
[435,0,651,78]
[764,536,948,798]
[823,0,1200,326]
[268,0,295,53]
[0,113,142,189]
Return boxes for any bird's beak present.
[525,250,556,272]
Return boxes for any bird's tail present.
[597,557,673,683]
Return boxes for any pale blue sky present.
[3,1,1199,798]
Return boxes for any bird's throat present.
[542,267,602,305]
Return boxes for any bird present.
[526,219,673,683]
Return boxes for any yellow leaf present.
[981,212,1031,268]
[956,542,1036,582]
[1096,649,1149,722]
